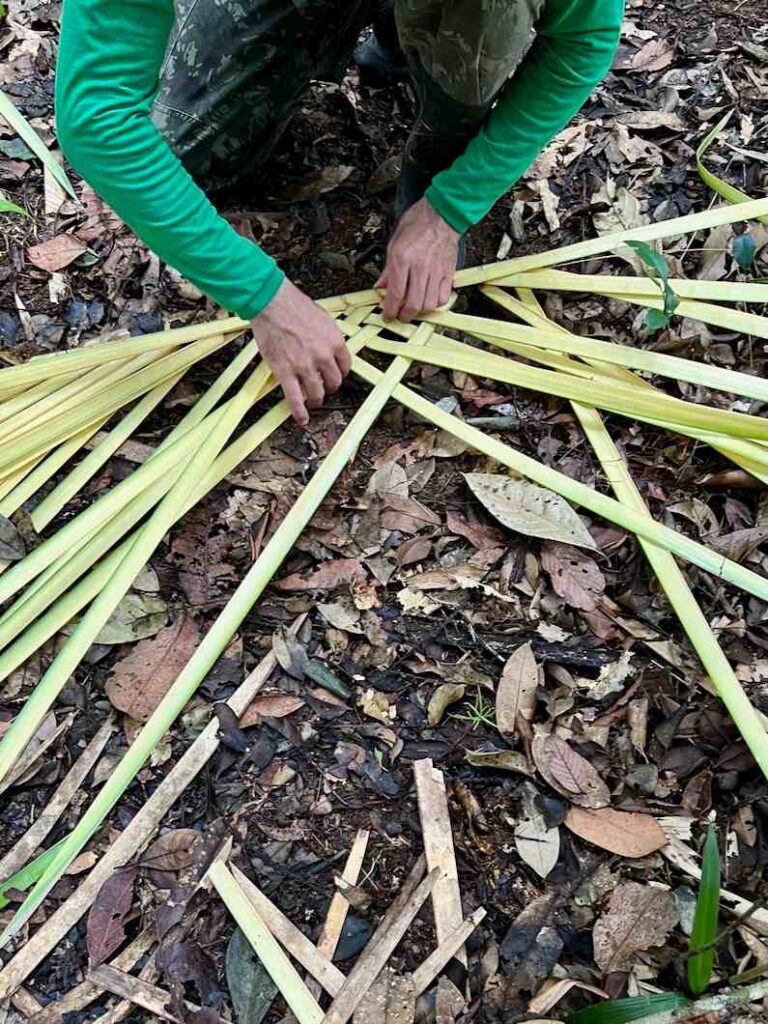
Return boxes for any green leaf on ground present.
[569,993,690,1024]
[687,825,720,996]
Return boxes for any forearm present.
[56,0,283,319]
[426,0,624,233]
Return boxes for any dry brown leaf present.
[380,494,441,534]
[464,475,596,550]
[514,784,560,879]
[105,616,200,721]
[629,38,675,72]
[593,882,677,972]
[542,542,606,611]
[276,557,366,591]
[465,747,534,776]
[427,683,466,727]
[496,643,539,738]
[27,232,87,272]
[565,806,667,857]
[396,536,432,567]
[141,828,200,872]
[708,526,768,562]
[532,734,610,808]
[240,692,306,728]
[445,511,505,551]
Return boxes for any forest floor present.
[1,0,768,1022]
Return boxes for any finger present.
[374,270,388,289]
[301,369,325,409]
[335,341,352,378]
[399,269,427,323]
[383,261,408,321]
[422,274,441,314]
[283,374,309,426]
[438,275,452,307]
[319,357,343,394]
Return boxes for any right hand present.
[251,278,351,426]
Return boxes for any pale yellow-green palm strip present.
[495,268,768,304]
[478,287,768,482]
[421,308,768,404]
[455,196,768,286]
[0,333,231,479]
[364,336,768,441]
[0,417,111,518]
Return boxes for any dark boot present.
[354,0,407,88]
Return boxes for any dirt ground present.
[1,0,768,1022]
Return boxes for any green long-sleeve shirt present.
[55,0,623,321]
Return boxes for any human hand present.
[376,197,459,322]
[251,278,351,426]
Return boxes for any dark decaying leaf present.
[0,516,25,561]
[532,734,610,809]
[141,828,200,872]
[215,703,250,753]
[271,625,308,679]
[86,866,137,967]
[225,926,277,1024]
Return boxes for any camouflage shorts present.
[152,0,541,194]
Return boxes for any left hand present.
[376,197,459,322]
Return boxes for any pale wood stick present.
[11,986,43,1016]
[306,829,369,999]
[321,861,438,1024]
[355,967,415,1024]
[411,908,486,996]
[0,627,301,1001]
[88,965,224,1024]
[207,860,324,1024]
[0,718,115,880]
[92,955,159,1024]
[230,864,346,997]
[29,929,156,1024]
[413,759,466,967]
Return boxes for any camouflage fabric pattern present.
[152,0,540,194]
[396,0,542,107]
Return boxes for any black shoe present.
[354,32,408,89]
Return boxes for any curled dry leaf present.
[541,542,606,611]
[496,642,539,738]
[592,882,678,972]
[465,747,534,776]
[464,475,596,550]
[427,683,466,726]
[565,806,667,857]
[532,734,610,809]
[105,616,200,721]
[275,557,366,591]
[240,692,306,728]
[27,232,87,272]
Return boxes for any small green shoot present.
[732,233,756,273]
[568,992,690,1024]
[0,840,65,909]
[0,197,26,216]
[451,691,496,730]
[627,240,680,332]
[687,825,721,996]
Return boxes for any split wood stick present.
[411,909,487,997]
[207,860,324,1024]
[413,759,466,967]
[10,986,43,1016]
[307,829,370,998]
[29,929,156,1024]
[0,717,115,880]
[92,956,160,1024]
[322,861,439,1024]
[0,631,295,1000]
[88,965,224,1024]
[230,864,347,997]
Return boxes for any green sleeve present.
[55,0,284,320]
[426,0,624,234]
